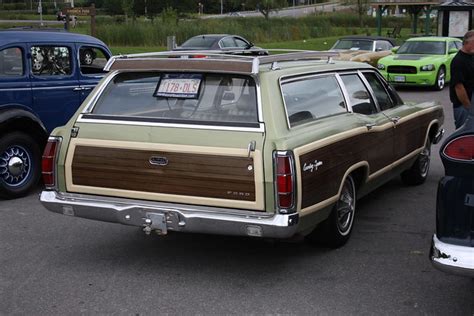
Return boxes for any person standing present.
[450,30,474,129]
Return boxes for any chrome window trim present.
[360,69,399,110]
[357,70,381,113]
[82,70,118,113]
[78,70,264,132]
[338,70,380,114]
[279,72,349,129]
[335,73,352,112]
[76,117,265,132]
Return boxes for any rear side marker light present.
[443,135,474,161]
[42,137,61,188]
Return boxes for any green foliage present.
[103,0,124,15]
[95,13,411,47]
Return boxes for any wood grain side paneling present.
[299,128,393,209]
[298,109,439,209]
[71,146,256,201]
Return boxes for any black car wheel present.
[306,175,356,248]
[434,67,445,91]
[81,49,94,65]
[401,138,431,185]
[0,132,41,199]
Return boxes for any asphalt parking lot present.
[1,87,473,315]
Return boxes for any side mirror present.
[391,47,399,53]
[448,48,458,54]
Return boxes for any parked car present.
[0,29,112,198]
[330,36,396,67]
[40,51,444,247]
[173,34,267,55]
[377,36,462,90]
[430,116,474,277]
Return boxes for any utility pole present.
[221,0,223,14]
[38,0,43,26]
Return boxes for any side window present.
[448,41,458,52]
[234,38,249,48]
[340,74,377,115]
[0,47,23,77]
[363,72,394,110]
[79,46,108,75]
[31,46,71,76]
[455,41,462,49]
[282,75,347,127]
[220,37,236,48]
[376,41,393,51]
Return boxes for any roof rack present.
[104,49,340,75]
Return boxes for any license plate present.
[155,74,202,99]
[393,75,406,83]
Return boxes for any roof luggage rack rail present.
[104,49,340,74]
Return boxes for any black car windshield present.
[332,39,373,51]
[90,72,259,127]
[397,41,446,55]
[180,37,218,49]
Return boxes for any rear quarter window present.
[281,74,347,127]
[0,47,23,77]
[90,72,259,127]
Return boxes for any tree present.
[231,0,287,19]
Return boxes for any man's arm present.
[454,83,471,108]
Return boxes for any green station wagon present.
[40,51,444,247]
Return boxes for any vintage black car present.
[173,34,267,55]
[430,115,474,277]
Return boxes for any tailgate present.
[65,136,265,211]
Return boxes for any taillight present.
[42,137,61,188]
[443,135,474,161]
[274,152,295,212]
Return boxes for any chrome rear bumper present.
[430,235,474,277]
[40,190,299,239]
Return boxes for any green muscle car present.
[40,51,445,248]
[377,37,462,90]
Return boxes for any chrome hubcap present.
[419,142,431,177]
[0,146,31,187]
[336,179,355,235]
[438,72,445,89]
[84,53,93,64]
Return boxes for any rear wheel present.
[306,175,356,248]
[401,138,431,185]
[0,132,41,199]
[434,67,445,91]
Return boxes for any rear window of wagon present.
[86,72,259,128]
